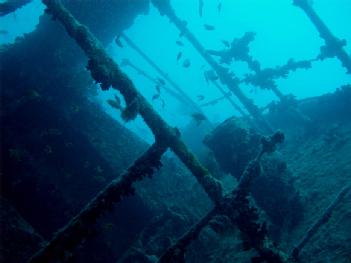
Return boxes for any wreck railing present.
[29,0,221,262]
[152,0,350,128]
[27,0,350,262]
[158,132,288,263]
[29,142,168,262]
[28,0,286,262]
[293,0,351,74]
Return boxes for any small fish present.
[198,0,204,17]
[0,30,9,35]
[221,40,230,48]
[210,100,218,106]
[176,40,184,46]
[182,59,191,68]
[176,51,182,61]
[157,78,166,85]
[197,95,205,101]
[152,94,160,101]
[155,84,161,94]
[204,24,215,31]
[115,36,123,48]
[107,95,122,110]
[191,113,207,126]
[217,2,222,13]
[204,70,218,81]
[204,72,209,84]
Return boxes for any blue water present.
[2,0,350,142]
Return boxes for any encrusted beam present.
[293,0,351,73]
[29,0,223,261]
[151,0,273,133]
[243,58,317,93]
[41,0,222,201]
[292,184,351,259]
[158,132,289,263]
[29,142,168,263]
[243,57,317,124]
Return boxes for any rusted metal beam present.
[158,132,289,263]
[29,1,223,261]
[243,57,317,124]
[29,142,168,263]
[292,184,351,259]
[293,0,351,73]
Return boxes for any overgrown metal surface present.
[0,0,350,262]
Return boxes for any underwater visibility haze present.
[0,0,350,262]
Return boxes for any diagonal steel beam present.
[29,142,168,263]
[40,0,222,201]
[292,184,351,259]
[158,132,289,263]
[293,0,351,73]
[151,0,273,133]
[29,0,223,261]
